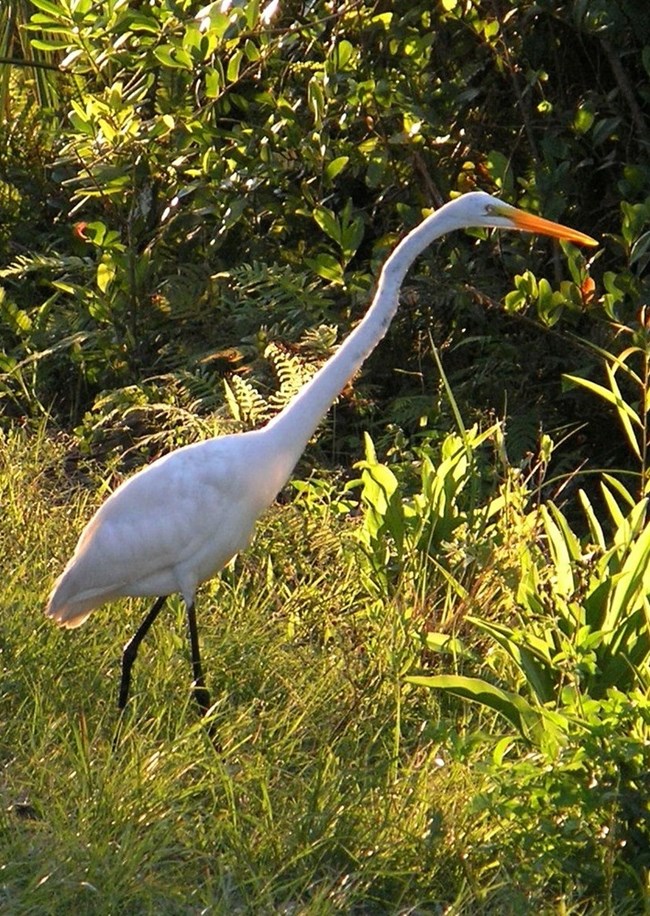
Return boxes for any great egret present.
[46,192,597,716]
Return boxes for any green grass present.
[1,426,648,914]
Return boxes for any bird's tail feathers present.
[45,600,94,629]
[45,569,112,629]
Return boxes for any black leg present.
[118,595,167,710]
[185,599,211,716]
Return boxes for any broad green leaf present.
[204,67,221,98]
[154,46,192,69]
[325,156,349,182]
[574,105,594,134]
[313,206,341,244]
[244,39,260,61]
[467,616,556,704]
[423,631,474,660]
[504,288,526,312]
[97,259,115,293]
[69,112,94,135]
[29,0,68,17]
[98,118,116,143]
[629,230,650,267]
[222,198,246,229]
[330,39,354,70]
[305,253,343,284]
[123,12,160,33]
[30,37,71,50]
[227,49,244,82]
[406,674,542,742]
[485,149,513,195]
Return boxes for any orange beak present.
[506,205,598,247]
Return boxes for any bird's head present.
[458,191,598,247]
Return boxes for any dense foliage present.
[0,0,648,471]
[1,1,650,912]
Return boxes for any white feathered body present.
[46,429,285,628]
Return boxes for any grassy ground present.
[0,427,646,914]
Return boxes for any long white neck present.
[257,197,474,489]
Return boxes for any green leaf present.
[305,253,344,284]
[578,489,605,549]
[546,502,582,561]
[423,631,476,661]
[204,67,221,98]
[362,431,378,464]
[573,106,594,134]
[563,372,642,460]
[0,295,32,337]
[539,505,575,598]
[406,674,542,742]
[325,156,349,182]
[504,288,527,313]
[227,49,244,82]
[154,45,192,69]
[330,39,354,70]
[606,362,643,459]
[30,37,71,50]
[307,77,324,127]
[313,206,341,244]
[492,736,515,766]
[602,474,636,510]
[29,0,68,17]
[123,12,161,33]
[340,213,364,261]
[244,39,260,61]
[485,149,513,195]
[467,617,556,704]
[97,258,115,293]
[607,514,650,629]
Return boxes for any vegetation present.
[1,0,649,911]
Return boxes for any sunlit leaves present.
[409,673,555,746]
[324,156,349,182]
[485,149,514,197]
[312,200,364,266]
[96,257,116,294]
[0,288,32,338]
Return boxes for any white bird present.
[45,192,597,716]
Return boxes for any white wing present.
[46,436,269,627]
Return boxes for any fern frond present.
[0,252,90,279]
[266,342,313,390]
[224,374,270,426]
[299,323,339,354]
[214,261,337,332]
[222,321,341,429]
